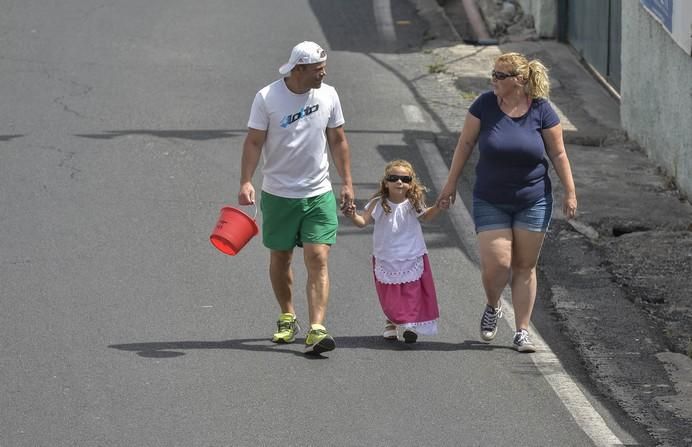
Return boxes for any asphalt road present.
[0,1,648,445]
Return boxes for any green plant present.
[459,90,477,101]
[428,62,446,74]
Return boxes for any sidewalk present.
[421,1,692,445]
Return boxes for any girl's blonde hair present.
[372,159,428,214]
[496,52,551,99]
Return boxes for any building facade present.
[525,0,691,198]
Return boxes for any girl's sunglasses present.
[491,70,518,80]
[385,174,413,184]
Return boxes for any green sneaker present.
[272,313,300,344]
[304,324,335,355]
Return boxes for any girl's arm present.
[419,198,450,223]
[344,200,375,228]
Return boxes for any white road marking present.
[373,0,396,43]
[402,104,425,123]
[416,138,628,447]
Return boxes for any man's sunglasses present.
[385,174,413,184]
[491,70,518,80]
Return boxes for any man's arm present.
[238,128,266,205]
[326,125,354,209]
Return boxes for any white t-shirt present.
[247,79,345,199]
[367,198,428,261]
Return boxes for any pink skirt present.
[373,254,439,335]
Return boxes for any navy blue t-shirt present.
[469,91,560,205]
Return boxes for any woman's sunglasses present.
[491,70,518,80]
[385,174,413,184]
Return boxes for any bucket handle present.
[240,203,258,221]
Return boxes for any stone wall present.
[516,0,556,38]
[621,2,692,199]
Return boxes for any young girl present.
[343,160,449,342]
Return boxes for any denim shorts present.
[473,195,553,233]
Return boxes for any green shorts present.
[260,191,338,250]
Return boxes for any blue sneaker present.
[480,304,503,341]
[513,329,536,353]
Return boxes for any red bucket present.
[210,205,259,256]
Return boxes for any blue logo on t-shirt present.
[280,104,319,128]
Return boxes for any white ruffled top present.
[366,198,428,284]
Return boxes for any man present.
[238,41,354,355]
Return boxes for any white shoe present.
[383,322,397,340]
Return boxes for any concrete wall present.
[517,0,556,38]
[621,3,692,198]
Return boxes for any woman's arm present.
[542,123,577,218]
[437,112,481,205]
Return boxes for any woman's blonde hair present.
[372,159,428,214]
[496,52,551,99]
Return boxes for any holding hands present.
[342,201,357,217]
[437,197,451,210]
[436,181,457,210]
[339,184,355,214]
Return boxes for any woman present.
[437,52,577,352]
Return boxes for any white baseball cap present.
[278,41,327,75]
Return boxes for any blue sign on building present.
[640,0,674,31]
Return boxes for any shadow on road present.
[0,134,24,142]
[109,337,514,358]
[74,129,243,141]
